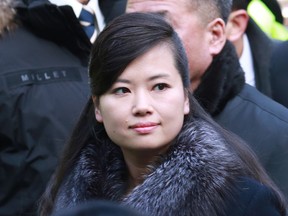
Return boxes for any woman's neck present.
[122,149,162,191]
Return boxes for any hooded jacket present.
[53,118,283,216]
[0,0,125,215]
[194,41,288,198]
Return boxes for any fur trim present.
[0,0,17,36]
[54,120,244,216]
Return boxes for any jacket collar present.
[194,41,245,116]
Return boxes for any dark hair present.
[232,0,250,10]
[89,12,190,97]
[39,12,286,216]
[189,0,232,23]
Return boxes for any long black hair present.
[39,12,286,216]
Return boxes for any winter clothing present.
[0,0,126,215]
[194,41,288,198]
[270,40,288,108]
[246,18,276,97]
[236,16,287,108]
[53,119,283,216]
[238,17,288,108]
[53,200,141,216]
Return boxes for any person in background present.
[0,0,126,215]
[126,0,288,199]
[226,0,274,97]
[257,0,284,24]
[270,40,288,108]
[39,12,286,216]
[247,0,288,41]
[226,0,288,107]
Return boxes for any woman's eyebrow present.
[116,74,170,83]
[115,78,130,84]
[115,73,170,84]
[148,74,170,81]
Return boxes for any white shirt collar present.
[48,0,105,32]
[239,34,256,87]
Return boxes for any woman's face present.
[94,44,190,156]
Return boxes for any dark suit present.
[270,40,288,108]
[246,18,275,97]
[245,18,288,110]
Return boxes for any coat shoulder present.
[217,84,288,127]
[224,177,282,216]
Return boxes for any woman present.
[39,13,286,216]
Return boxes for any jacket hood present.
[0,0,17,35]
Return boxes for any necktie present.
[79,5,98,43]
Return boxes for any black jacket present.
[194,41,288,198]
[245,18,288,109]
[270,40,288,108]
[53,119,283,216]
[0,0,126,215]
[246,18,275,97]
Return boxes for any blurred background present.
[278,0,288,27]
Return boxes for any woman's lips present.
[129,122,159,134]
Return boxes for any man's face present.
[126,0,214,90]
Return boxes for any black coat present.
[0,0,126,215]
[245,18,287,108]
[270,40,288,108]
[194,41,288,198]
[53,119,283,216]
[246,18,275,97]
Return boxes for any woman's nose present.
[132,92,153,116]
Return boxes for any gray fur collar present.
[54,119,244,216]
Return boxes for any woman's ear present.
[184,90,190,115]
[92,96,103,123]
[207,18,226,56]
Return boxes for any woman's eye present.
[113,87,130,95]
[154,83,169,91]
